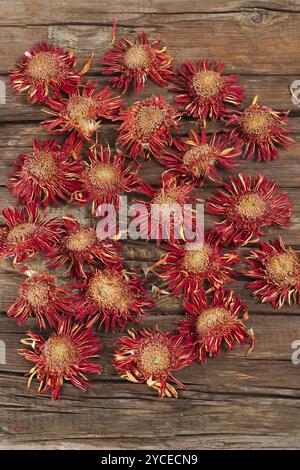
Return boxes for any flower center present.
[265,251,300,287]
[43,336,77,372]
[135,105,168,137]
[27,52,60,81]
[152,189,179,206]
[25,280,51,308]
[182,144,216,175]
[65,228,96,252]
[87,163,119,189]
[235,193,267,219]
[192,70,222,98]
[241,107,274,137]
[182,246,211,274]
[7,223,36,243]
[67,96,93,122]
[88,271,129,310]
[27,151,57,180]
[123,45,150,69]
[196,307,230,338]
[139,341,171,375]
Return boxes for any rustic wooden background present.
[0,0,300,450]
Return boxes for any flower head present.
[179,289,254,363]
[9,42,86,103]
[102,32,174,94]
[114,326,191,397]
[42,81,124,139]
[19,317,101,400]
[7,268,74,329]
[0,203,62,264]
[206,173,292,246]
[227,96,294,161]
[71,145,142,214]
[171,60,244,120]
[159,127,241,186]
[8,137,83,207]
[243,237,300,309]
[45,214,122,279]
[73,266,154,331]
[152,231,239,296]
[117,96,180,160]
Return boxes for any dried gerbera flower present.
[206,173,292,247]
[0,203,62,265]
[152,231,239,296]
[243,237,300,309]
[73,266,154,331]
[158,127,241,186]
[102,32,173,94]
[9,42,91,103]
[227,96,294,161]
[71,145,142,214]
[116,96,180,160]
[135,173,196,245]
[114,326,191,397]
[179,289,254,363]
[19,317,101,399]
[171,60,244,120]
[8,137,83,207]
[42,81,124,139]
[45,215,122,279]
[7,268,74,329]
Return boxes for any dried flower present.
[243,237,300,309]
[227,96,294,161]
[171,60,244,120]
[114,326,191,397]
[206,173,292,246]
[102,32,174,94]
[179,289,254,363]
[19,317,101,399]
[117,96,180,160]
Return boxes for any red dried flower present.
[8,137,83,207]
[0,203,62,264]
[227,96,294,161]
[159,127,241,186]
[45,214,122,279]
[171,60,244,120]
[42,81,124,139]
[102,32,173,94]
[206,173,292,247]
[135,173,196,246]
[9,42,89,103]
[113,326,192,397]
[152,231,239,296]
[243,237,300,309]
[19,317,101,400]
[7,268,74,329]
[71,145,142,214]
[116,96,180,160]
[179,289,254,363]
[73,266,154,331]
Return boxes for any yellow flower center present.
[235,193,266,219]
[67,96,93,122]
[25,280,51,308]
[152,189,179,206]
[266,250,300,287]
[27,52,60,81]
[196,307,229,338]
[241,107,274,136]
[181,246,211,274]
[65,228,96,252]
[7,223,36,243]
[123,45,150,69]
[192,70,222,98]
[43,336,77,371]
[87,163,119,189]
[28,151,57,180]
[135,105,168,137]
[182,144,215,175]
[88,271,129,310]
[139,341,171,375]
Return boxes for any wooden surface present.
[1,0,300,450]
